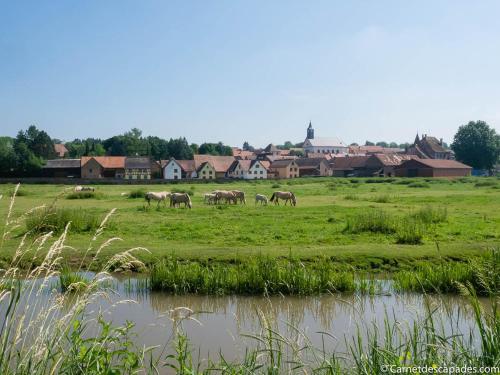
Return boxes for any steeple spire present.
[306,121,314,139]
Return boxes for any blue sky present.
[1,1,499,147]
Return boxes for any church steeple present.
[414,132,420,145]
[307,121,314,139]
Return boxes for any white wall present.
[163,161,182,180]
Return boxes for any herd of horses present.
[74,185,296,209]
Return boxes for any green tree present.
[0,137,16,176]
[451,121,500,170]
[168,138,194,159]
[365,141,374,146]
[376,141,389,148]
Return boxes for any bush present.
[271,183,281,188]
[407,181,430,188]
[344,210,396,234]
[25,207,101,234]
[128,189,146,199]
[372,194,391,203]
[8,188,30,197]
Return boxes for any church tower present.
[306,121,314,140]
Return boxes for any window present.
[203,170,206,175]
[260,171,263,174]
[89,168,93,173]
[174,168,178,173]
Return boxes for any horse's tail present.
[270,193,275,202]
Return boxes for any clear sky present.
[1,1,499,147]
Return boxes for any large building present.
[394,159,471,177]
[302,122,349,155]
[407,134,454,159]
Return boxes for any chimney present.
[439,138,443,145]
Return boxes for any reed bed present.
[149,255,357,295]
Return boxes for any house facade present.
[42,159,81,178]
[295,158,331,177]
[269,159,299,178]
[196,162,217,179]
[124,157,152,180]
[193,155,235,179]
[227,159,268,179]
[81,157,126,179]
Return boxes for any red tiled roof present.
[54,143,68,157]
[193,155,235,173]
[407,159,472,169]
[81,156,126,169]
[330,156,370,170]
[369,153,417,166]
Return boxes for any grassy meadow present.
[0,177,498,272]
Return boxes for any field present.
[1,177,498,272]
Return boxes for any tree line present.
[0,121,498,177]
[0,126,234,177]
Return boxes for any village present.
[41,122,473,181]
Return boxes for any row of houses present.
[42,152,472,180]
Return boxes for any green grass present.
[0,177,498,271]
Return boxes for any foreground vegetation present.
[0,177,498,273]
[0,189,499,374]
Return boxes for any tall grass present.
[0,185,151,374]
[412,205,448,224]
[66,190,103,199]
[344,210,396,234]
[128,188,146,198]
[150,255,357,295]
[25,206,101,234]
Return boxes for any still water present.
[1,275,485,372]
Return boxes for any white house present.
[228,159,269,179]
[302,122,349,155]
[162,159,195,180]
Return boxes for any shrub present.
[128,189,146,199]
[344,210,396,234]
[25,207,101,234]
[407,181,430,188]
[271,183,281,188]
[8,187,30,197]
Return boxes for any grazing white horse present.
[170,193,192,209]
[255,194,268,206]
[145,191,171,207]
[214,190,237,204]
[270,191,296,206]
[204,193,217,205]
[231,190,246,204]
[74,185,94,192]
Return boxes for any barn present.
[394,159,472,177]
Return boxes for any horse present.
[231,190,246,204]
[214,190,237,204]
[204,193,217,205]
[170,193,192,209]
[74,185,94,192]
[270,191,296,206]
[145,191,171,207]
[255,194,268,206]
